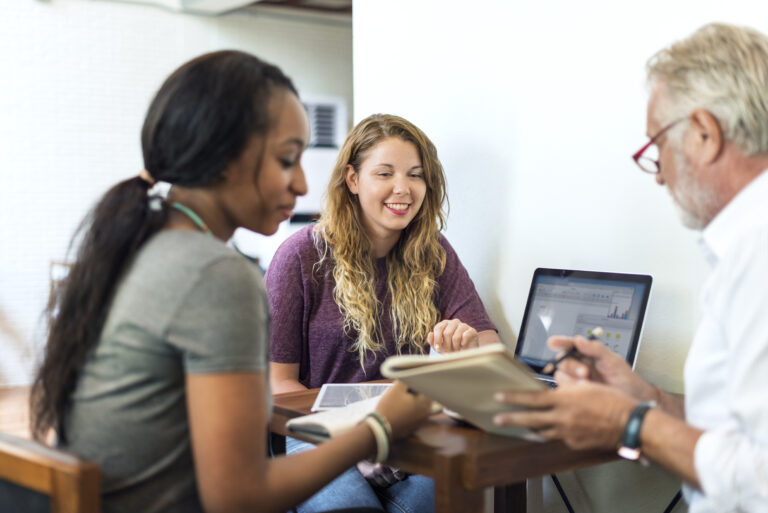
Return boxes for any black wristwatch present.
[617,401,656,462]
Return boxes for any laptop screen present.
[514,268,652,374]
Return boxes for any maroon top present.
[266,225,497,389]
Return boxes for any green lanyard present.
[171,202,213,237]
[172,202,259,267]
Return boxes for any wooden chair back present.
[0,432,100,513]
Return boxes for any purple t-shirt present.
[266,224,496,389]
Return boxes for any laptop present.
[514,268,652,386]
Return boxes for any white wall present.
[353,1,768,512]
[0,0,351,386]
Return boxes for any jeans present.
[285,437,435,513]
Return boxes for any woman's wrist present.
[367,411,393,440]
[362,412,391,463]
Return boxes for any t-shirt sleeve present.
[167,255,269,374]
[264,235,307,364]
[437,237,497,332]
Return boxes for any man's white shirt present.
[684,169,768,512]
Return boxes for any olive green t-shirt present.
[62,230,271,513]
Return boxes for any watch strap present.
[617,401,655,461]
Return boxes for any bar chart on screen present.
[607,290,632,319]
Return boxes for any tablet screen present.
[311,383,392,412]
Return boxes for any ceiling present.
[104,0,351,16]
[250,0,351,15]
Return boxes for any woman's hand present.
[374,381,432,440]
[355,461,409,488]
[427,319,478,353]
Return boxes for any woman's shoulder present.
[434,233,469,277]
[110,231,263,334]
[138,230,258,287]
[437,233,458,257]
[143,230,242,269]
[274,224,322,255]
[267,224,326,276]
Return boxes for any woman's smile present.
[385,202,411,215]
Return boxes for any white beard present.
[668,148,719,231]
[671,196,708,230]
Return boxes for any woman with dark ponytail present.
[31,50,431,513]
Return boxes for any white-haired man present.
[495,22,768,512]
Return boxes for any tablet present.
[310,383,392,412]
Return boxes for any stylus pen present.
[541,327,603,375]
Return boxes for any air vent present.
[303,97,346,149]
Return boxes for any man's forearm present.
[640,408,702,487]
[656,389,685,419]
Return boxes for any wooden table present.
[270,388,617,513]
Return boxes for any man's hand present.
[493,381,637,450]
[548,335,658,402]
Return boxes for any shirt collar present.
[699,168,768,266]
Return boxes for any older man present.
[495,23,768,512]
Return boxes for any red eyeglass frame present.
[632,118,685,174]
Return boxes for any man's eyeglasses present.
[632,118,685,174]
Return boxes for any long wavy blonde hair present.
[314,114,448,366]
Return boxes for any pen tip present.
[591,326,603,337]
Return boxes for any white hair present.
[647,23,768,156]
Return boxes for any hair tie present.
[139,169,170,211]
[138,168,156,186]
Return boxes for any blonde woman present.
[266,114,501,513]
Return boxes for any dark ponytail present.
[31,178,167,442]
[31,50,297,443]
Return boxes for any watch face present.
[617,446,641,461]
